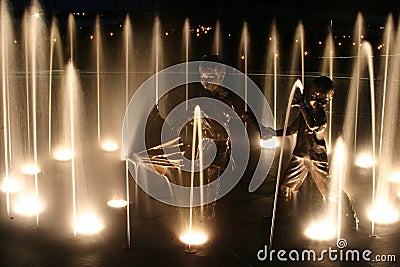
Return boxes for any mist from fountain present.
[371,14,400,226]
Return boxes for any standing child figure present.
[245,76,359,228]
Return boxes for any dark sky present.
[7,0,400,36]
[9,0,400,20]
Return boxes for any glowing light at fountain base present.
[355,153,374,168]
[387,172,400,183]
[368,203,399,224]
[101,141,119,152]
[76,214,104,235]
[304,220,336,241]
[54,148,73,161]
[14,196,44,216]
[179,231,208,246]
[22,164,42,175]
[1,178,21,193]
[107,199,128,208]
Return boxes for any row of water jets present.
[0,0,399,250]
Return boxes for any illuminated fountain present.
[1,178,21,193]
[269,79,304,247]
[319,26,335,152]
[179,105,208,253]
[0,0,13,216]
[260,20,279,150]
[303,138,347,241]
[239,21,249,117]
[369,14,400,226]
[21,0,48,228]
[320,13,399,240]
[1,0,400,260]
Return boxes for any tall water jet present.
[23,9,31,159]
[269,79,303,248]
[213,20,222,55]
[238,21,249,116]
[1,0,10,215]
[341,39,377,237]
[351,13,365,152]
[264,19,279,129]
[151,16,164,106]
[66,62,78,238]
[363,42,377,237]
[260,20,279,150]
[62,62,98,238]
[48,16,63,154]
[0,0,17,215]
[95,15,103,144]
[50,18,67,161]
[377,14,394,155]
[123,14,134,248]
[319,27,335,151]
[290,21,305,85]
[369,14,400,226]
[180,105,207,253]
[332,138,346,240]
[67,14,76,62]
[22,0,48,227]
[182,18,190,110]
[62,13,80,156]
[124,14,134,108]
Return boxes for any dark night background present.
[6,0,400,73]
[0,1,400,267]
[7,0,400,26]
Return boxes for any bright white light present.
[54,149,73,161]
[355,153,374,168]
[22,164,41,175]
[368,202,399,224]
[260,137,278,149]
[34,12,40,19]
[179,232,208,246]
[304,220,336,240]
[387,172,400,183]
[1,178,21,193]
[76,214,104,234]
[107,199,128,208]
[101,141,119,152]
[14,195,43,216]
